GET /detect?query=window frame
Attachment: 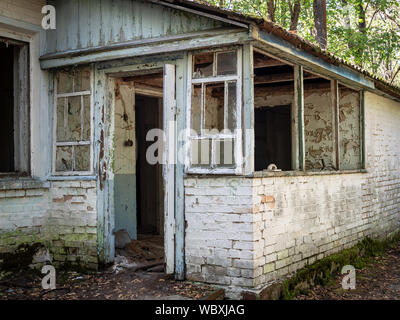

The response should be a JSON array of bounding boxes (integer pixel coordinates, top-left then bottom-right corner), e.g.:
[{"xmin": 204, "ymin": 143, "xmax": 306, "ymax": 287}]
[
  {"xmin": 186, "ymin": 47, "xmax": 243, "ymax": 175},
  {"xmin": 0, "ymin": 37, "xmax": 30, "ymax": 176},
  {"xmin": 52, "ymin": 67, "xmax": 94, "ymax": 176}
]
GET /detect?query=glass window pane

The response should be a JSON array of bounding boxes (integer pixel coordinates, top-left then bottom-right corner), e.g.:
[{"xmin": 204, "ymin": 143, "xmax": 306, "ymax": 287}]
[
  {"xmin": 204, "ymin": 82, "xmax": 224, "ymax": 132},
  {"xmin": 74, "ymin": 67, "xmax": 91, "ymax": 92},
  {"xmin": 56, "ymin": 146, "xmax": 73, "ymax": 172},
  {"xmin": 83, "ymin": 95, "xmax": 91, "ymax": 141},
  {"xmin": 190, "ymin": 139, "xmax": 211, "ymax": 167},
  {"xmin": 191, "ymin": 85, "xmax": 201, "ymax": 135},
  {"xmin": 227, "ymin": 81, "xmax": 237, "ymax": 132},
  {"xmin": 214, "ymin": 139, "xmax": 235, "ymax": 168},
  {"xmin": 75, "ymin": 145, "xmax": 90, "ymax": 171},
  {"xmin": 56, "ymin": 70, "xmax": 73, "ymax": 94},
  {"xmin": 56, "ymin": 97, "xmax": 66, "ymax": 142},
  {"xmin": 193, "ymin": 52, "xmax": 214, "ymax": 79},
  {"xmin": 217, "ymin": 51, "xmax": 237, "ymax": 76},
  {"xmin": 66, "ymin": 96, "xmax": 82, "ymax": 142},
  {"xmin": 339, "ymin": 86, "xmax": 361, "ymax": 170}
]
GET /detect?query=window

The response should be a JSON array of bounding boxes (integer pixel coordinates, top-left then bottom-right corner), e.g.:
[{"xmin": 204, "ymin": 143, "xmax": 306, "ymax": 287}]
[
  {"xmin": 0, "ymin": 38, "xmax": 29, "ymax": 175},
  {"xmin": 252, "ymin": 49, "xmax": 364, "ymax": 173},
  {"xmin": 338, "ymin": 84, "xmax": 362, "ymax": 170},
  {"xmin": 53, "ymin": 66, "xmax": 93, "ymax": 175},
  {"xmin": 304, "ymin": 73, "xmax": 334, "ymax": 171},
  {"xmin": 253, "ymin": 50, "xmax": 295, "ymax": 171},
  {"xmin": 187, "ymin": 48, "xmax": 242, "ymax": 174}
]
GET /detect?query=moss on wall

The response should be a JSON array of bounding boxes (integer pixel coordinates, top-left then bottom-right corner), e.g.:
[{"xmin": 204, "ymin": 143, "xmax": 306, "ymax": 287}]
[{"xmin": 280, "ymin": 232, "xmax": 400, "ymax": 300}]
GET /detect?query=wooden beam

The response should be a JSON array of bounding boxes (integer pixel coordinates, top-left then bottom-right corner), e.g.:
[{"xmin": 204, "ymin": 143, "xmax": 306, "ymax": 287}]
[
  {"xmin": 294, "ymin": 65, "xmax": 305, "ymax": 171},
  {"xmin": 254, "ymin": 56, "xmax": 286, "ymax": 69},
  {"xmin": 254, "ymin": 72, "xmax": 318, "ymax": 84},
  {"xmin": 331, "ymin": 80, "xmax": 340, "ymax": 170}
]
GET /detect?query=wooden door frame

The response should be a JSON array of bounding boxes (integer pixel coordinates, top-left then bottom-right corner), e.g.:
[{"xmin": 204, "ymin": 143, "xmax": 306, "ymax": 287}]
[{"xmin": 97, "ymin": 60, "xmax": 181, "ymax": 276}]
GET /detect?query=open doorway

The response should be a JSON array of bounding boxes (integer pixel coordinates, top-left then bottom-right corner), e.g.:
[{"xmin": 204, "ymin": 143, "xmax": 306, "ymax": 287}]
[
  {"xmin": 253, "ymin": 50, "xmax": 294, "ymax": 172},
  {"xmin": 113, "ymin": 72, "xmax": 165, "ymax": 272}
]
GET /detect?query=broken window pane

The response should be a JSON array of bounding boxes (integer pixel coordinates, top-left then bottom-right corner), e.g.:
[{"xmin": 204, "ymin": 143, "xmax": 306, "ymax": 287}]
[
  {"xmin": 304, "ymin": 77, "xmax": 334, "ymax": 171},
  {"xmin": 66, "ymin": 96, "xmax": 82, "ymax": 141},
  {"xmin": 204, "ymin": 82, "xmax": 224, "ymax": 132},
  {"xmin": 56, "ymin": 146, "xmax": 73, "ymax": 172},
  {"xmin": 339, "ymin": 86, "xmax": 361, "ymax": 170},
  {"xmin": 191, "ymin": 84, "xmax": 202, "ymax": 135},
  {"xmin": 56, "ymin": 70, "xmax": 73, "ymax": 94},
  {"xmin": 74, "ymin": 67, "xmax": 91, "ymax": 92},
  {"xmin": 56, "ymin": 97, "xmax": 66, "ymax": 142},
  {"xmin": 190, "ymin": 139, "xmax": 211, "ymax": 167},
  {"xmin": 217, "ymin": 51, "xmax": 237, "ymax": 76},
  {"xmin": 214, "ymin": 139, "xmax": 235, "ymax": 167},
  {"xmin": 83, "ymin": 95, "xmax": 91, "ymax": 141},
  {"xmin": 227, "ymin": 81, "xmax": 237, "ymax": 131},
  {"xmin": 75, "ymin": 145, "xmax": 90, "ymax": 171},
  {"xmin": 193, "ymin": 52, "xmax": 213, "ymax": 79}
]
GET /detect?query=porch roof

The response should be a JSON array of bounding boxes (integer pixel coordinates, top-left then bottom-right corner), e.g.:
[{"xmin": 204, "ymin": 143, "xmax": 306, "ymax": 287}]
[{"xmin": 152, "ymin": 0, "xmax": 400, "ymax": 100}]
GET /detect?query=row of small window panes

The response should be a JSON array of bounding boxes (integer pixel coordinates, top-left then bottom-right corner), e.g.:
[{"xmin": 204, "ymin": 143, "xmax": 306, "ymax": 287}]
[
  {"xmin": 56, "ymin": 95, "xmax": 91, "ymax": 142},
  {"xmin": 55, "ymin": 144, "xmax": 90, "ymax": 172},
  {"xmin": 193, "ymin": 51, "xmax": 237, "ymax": 79},
  {"xmin": 56, "ymin": 67, "xmax": 91, "ymax": 94},
  {"xmin": 191, "ymin": 81, "xmax": 237, "ymax": 135},
  {"xmin": 190, "ymin": 138, "xmax": 236, "ymax": 168}
]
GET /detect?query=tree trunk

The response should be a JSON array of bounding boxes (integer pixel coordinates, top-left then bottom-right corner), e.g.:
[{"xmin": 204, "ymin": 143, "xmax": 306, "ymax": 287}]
[
  {"xmin": 313, "ymin": 0, "xmax": 327, "ymax": 49},
  {"xmin": 289, "ymin": 0, "xmax": 301, "ymax": 32},
  {"xmin": 267, "ymin": 0, "xmax": 276, "ymax": 22}
]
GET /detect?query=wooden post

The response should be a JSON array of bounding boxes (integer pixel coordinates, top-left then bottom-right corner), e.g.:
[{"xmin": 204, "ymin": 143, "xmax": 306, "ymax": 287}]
[
  {"xmin": 331, "ymin": 79, "xmax": 340, "ymax": 170},
  {"xmin": 163, "ymin": 64, "xmax": 176, "ymax": 275},
  {"xmin": 294, "ymin": 65, "xmax": 305, "ymax": 170}
]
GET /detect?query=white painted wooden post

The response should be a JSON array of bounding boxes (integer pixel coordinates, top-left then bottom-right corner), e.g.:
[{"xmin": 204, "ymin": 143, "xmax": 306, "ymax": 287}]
[{"xmin": 163, "ymin": 64, "xmax": 176, "ymax": 275}]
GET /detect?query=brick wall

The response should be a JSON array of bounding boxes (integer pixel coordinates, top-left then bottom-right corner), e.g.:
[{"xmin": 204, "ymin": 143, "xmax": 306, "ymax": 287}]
[
  {"xmin": 184, "ymin": 91, "xmax": 400, "ymax": 296},
  {"xmin": 184, "ymin": 177, "xmax": 257, "ymax": 288},
  {"xmin": 46, "ymin": 181, "xmax": 98, "ymax": 269},
  {"xmin": 0, "ymin": 180, "xmax": 98, "ymax": 269},
  {"xmin": 0, "ymin": 181, "xmax": 49, "ymax": 258}
]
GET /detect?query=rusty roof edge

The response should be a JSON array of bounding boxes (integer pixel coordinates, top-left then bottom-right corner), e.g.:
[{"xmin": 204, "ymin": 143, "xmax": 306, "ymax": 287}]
[{"xmin": 152, "ymin": 0, "xmax": 400, "ymax": 100}]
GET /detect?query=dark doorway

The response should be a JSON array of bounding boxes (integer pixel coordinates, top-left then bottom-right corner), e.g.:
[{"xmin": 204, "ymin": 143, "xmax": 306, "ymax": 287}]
[
  {"xmin": 136, "ymin": 94, "xmax": 163, "ymax": 235},
  {"xmin": 255, "ymin": 105, "xmax": 292, "ymax": 171},
  {"xmin": 0, "ymin": 43, "xmax": 15, "ymax": 172}
]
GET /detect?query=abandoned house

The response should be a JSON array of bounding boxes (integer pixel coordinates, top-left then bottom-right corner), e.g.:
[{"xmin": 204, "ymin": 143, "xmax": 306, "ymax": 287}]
[{"xmin": 1, "ymin": 0, "xmax": 400, "ymax": 298}]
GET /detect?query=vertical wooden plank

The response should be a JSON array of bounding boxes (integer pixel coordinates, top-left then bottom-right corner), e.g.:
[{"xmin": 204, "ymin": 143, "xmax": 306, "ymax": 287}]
[
  {"xmin": 242, "ymin": 44, "xmax": 254, "ymax": 175},
  {"xmin": 295, "ymin": 65, "xmax": 305, "ymax": 171},
  {"xmin": 163, "ymin": 64, "xmax": 176, "ymax": 275},
  {"xmin": 175, "ymin": 57, "xmax": 186, "ymax": 280},
  {"xmin": 331, "ymin": 80, "xmax": 340, "ymax": 170},
  {"xmin": 94, "ymin": 67, "xmax": 115, "ymax": 264},
  {"xmin": 361, "ymin": 90, "xmax": 366, "ymax": 169},
  {"xmin": 292, "ymin": 66, "xmax": 299, "ymax": 171}
]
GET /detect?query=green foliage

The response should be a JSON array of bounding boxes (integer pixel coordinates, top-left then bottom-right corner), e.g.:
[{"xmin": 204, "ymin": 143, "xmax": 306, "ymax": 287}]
[
  {"xmin": 203, "ymin": 0, "xmax": 400, "ymax": 86},
  {"xmin": 281, "ymin": 232, "xmax": 400, "ymax": 300}
]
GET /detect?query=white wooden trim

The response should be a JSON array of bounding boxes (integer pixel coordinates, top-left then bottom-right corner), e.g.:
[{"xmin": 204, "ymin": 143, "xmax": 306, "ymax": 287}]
[
  {"xmin": 56, "ymin": 141, "xmax": 91, "ymax": 146},
  {"xmin": 56, "ymin": 91, "xmax": 91, "ymax": 98},
  {"xmin": 186, "ymin": 47, "xmax": 243, "ymax": 175},
  {"xmin": 163, "ymin": 64, "xmax": 176, "ymax": 275},
  {"xmin": 52, "ymin": 67, "xmax": 94, "ymax": 176},
  {"xmin": 192, "ymin": 75, "xmax": 239, "ymax": 84}
]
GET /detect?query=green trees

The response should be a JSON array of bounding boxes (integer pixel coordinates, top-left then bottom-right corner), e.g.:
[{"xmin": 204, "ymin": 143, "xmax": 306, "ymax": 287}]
[{"xmin": 206, "ymin": 0, "xmax": 400, "ymax": 85}]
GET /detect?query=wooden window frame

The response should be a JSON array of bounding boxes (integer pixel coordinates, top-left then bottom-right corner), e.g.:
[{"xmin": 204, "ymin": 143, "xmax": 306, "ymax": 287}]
[
  {"xmin": 186, "ymin": 47, "xmax": 243, "ymax": 175},
  {"xmin": 301, "ymin": 68, "xmax": 363, "ymax": 172},
  {"xmin": 52, "ymin": 67, "xmax": 94, "ymax": 176},
  {"xmin": 0, "ymin": 37, "xmax": 30, "ymax": 176}
]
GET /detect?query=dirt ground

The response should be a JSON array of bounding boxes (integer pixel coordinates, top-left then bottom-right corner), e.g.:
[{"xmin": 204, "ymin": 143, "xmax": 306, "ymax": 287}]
[
  {"xmin": 296, "ymin": 245, "xmax": 400, "ymax": 300},
  {"xmin": 0, "ymin": 267, "xmax": 215, "ymax": 300}
]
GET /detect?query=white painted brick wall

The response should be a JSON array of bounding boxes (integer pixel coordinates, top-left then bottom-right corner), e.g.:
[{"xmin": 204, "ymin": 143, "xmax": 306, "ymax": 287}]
[
  {"xmin": 185, "ymin": 91, "xmax": 400, "ymax": 293},
  {"xmin": 0, "ymin": 180, "xmax": 98, "ymax": 269}
]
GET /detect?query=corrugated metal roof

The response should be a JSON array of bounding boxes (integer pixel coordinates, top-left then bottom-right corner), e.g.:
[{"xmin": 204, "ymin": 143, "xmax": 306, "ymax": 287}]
[{"xmin": 152, "ymin": 0, "xmax": 400, "ymax": 99}]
